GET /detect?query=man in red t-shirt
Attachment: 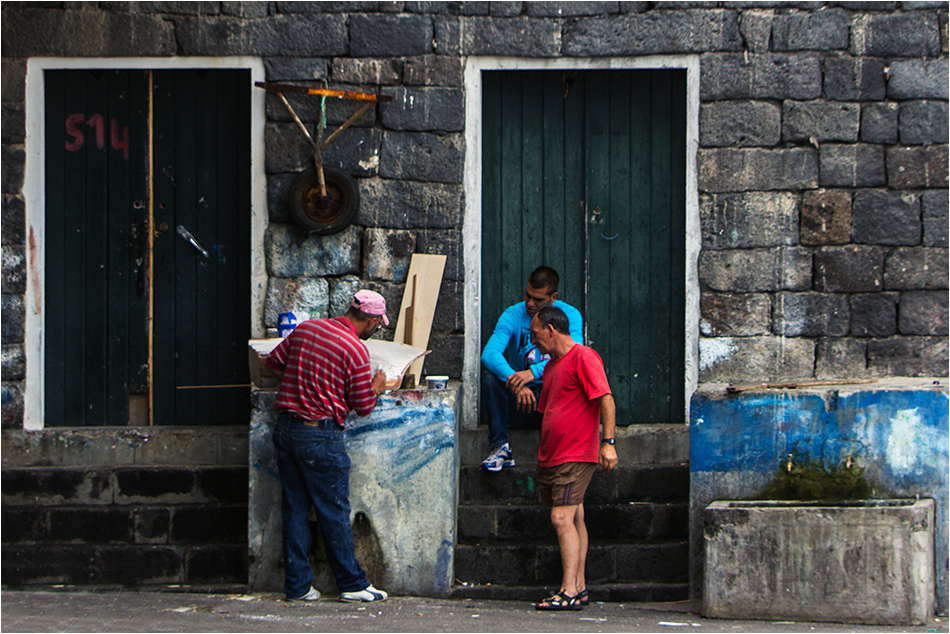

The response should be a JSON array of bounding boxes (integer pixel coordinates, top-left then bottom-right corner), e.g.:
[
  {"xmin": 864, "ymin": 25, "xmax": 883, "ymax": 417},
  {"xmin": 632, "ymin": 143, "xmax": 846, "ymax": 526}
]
[
  {"xmin": 530, "ymin": 306, "xmax": 618, "ymax": 611},
  {"xmin": 266, "ymin": 290, "xmax": 390, "ymax": 604}
]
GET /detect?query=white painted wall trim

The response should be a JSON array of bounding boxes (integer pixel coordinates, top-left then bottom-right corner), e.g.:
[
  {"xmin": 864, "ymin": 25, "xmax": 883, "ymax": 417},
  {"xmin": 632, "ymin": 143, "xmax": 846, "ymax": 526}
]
[
  {"xmin": 23, "ymin": 57, "xmax": 267, "ymax": 430},
  {"xmin": 462, "ymin": 55, "xmax": 701, "ymax": 430}
]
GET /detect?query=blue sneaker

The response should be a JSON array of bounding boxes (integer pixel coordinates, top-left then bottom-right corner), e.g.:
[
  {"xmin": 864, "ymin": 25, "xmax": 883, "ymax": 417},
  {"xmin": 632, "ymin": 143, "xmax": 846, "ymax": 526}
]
[{"xmin": 481, "ymin": 443, "xmax": 515, "ymax": 472}]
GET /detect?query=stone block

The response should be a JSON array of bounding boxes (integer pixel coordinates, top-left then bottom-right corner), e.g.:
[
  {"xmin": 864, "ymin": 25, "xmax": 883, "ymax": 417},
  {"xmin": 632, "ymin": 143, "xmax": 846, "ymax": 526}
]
[
  {"xmin": 2, "ymin": 344, "xmax": 25, "ymax": 381},
  {"xmin": 134, "ymin": 508, "xmax": 171, "ymax": 544},
  {"xmin": 885, "ymin": 247, "xmax": 949, "ymax": 290},
  {"xmin": 264, "ymin": 276, "xmax": 330, "ymax": 326},
  {"xmin": 1, "ymin": 9, "xmax": 176, "ymax": 57},
  {"xmin": 851, "ymin": 293, "xmax": 899, "ymax": 337},
  {"xmin": 328, "ymin": 276, "xmax": 363, "ymax": 317},
  {"xmin": 564, "ymin": 10, "xmax": 742, "ymax": 56},
  {"xmin": 2, "ymin": 102, "xmax": 25, "ymax": 145},
  {"xmin": 923, "ymin": 191, "xmax": 949, "ymax": 248},
  {"xmin": 266, "ymin": 173, "xmax": 296, "ymax": 225},
  {"xmin": 853, "ymin": 190, "xmax": 921, "ymax": 246},
  {"xmin": 422, "ymin": 331, "xmax": 464, "ymax": 378},
  {"xmin": 1, "ymin": 293, "xmax": 24, "ymax": 345},
  {"xmin": 700, "ymin": 192, "xmax": 798, "ymax": 249},
  {"xmin": 704, "ymin": 500, "xmax": 935, "ymax": 625},
  {"xmin": 2, "ymin": 507, "xmax": 48, "ymax": 542},
  {"xmin": 860, "ymin": 102, "xmax": 899, "ymax": 144},
  {"xmin": 888, "ymin": 59, "xmax": 950, "ymax": 100},
  {"xmin": 525, "ymin": 2, "xmax": 618, "ymax": 17},
  {"xmin": 2, "ymin": 145, "xmax": 24, "ymax": 195},
  {"xmin": 264, "ymin": 57, "xmax": 329, "ymax": 81},
  {"xmin": 93, "ymin": 545, "xmax": 183, "ymax": 585},
  {"xmin": 1, "ymin": 382, "xmax": 23, "ymax": 429},
  {"xmin": 700, "ymin": 53, "xmax": 822, "ymax": 101},
  {"xmin": 175, "ymin": 16, "xmax": 279, "ymax": 56},
  {"xmin": 700, "ymin": 247, "xmax": 812, "ymax": 292},
  {"xmin": 2, "ymin": 245, "xmax": 25, "ymax": 294},
  {"xmin": 900, "ymin": 291, "xmax": 949, "ymax": 336},
  {"xmin": 772, "ymin": 8, "xmax": 849, "ymax": 51},
  {"xmin": 699, "ymin": 148, "xmax": 818, "ymax": 193},
  {"xmin": 115, "ymin": 468, "xmax": 195, "ymax": 504},
  {"xmin": 458, "ymin": 16, "xmax": 561, "ymax": 56},
  {"xmin": 899, "ymin": 100, "xmax": 949, "ymax": 145},
  {"xmin": 48, "ymin": 508, "xmax": 133, "ymax": 543},
  {"xmin": 699, "ymin": 101, "xmax": 780, "ymax": 147},
  {"xmin": 171, "ymin": 506, "xmax": 247, "ymax": 544},
  {"xmin": 773, "ymin": 292, "xmax": 850, "ymax": 337},
  {"xmin": 698, "ymin": 336, "xmax": 815, "ymax": 383},
  {"xmin": 819, "ymin": 143, "xmax": 886, "ymax": 188},
  {"xmin": 186, "ymin": 545, "xmax": 248, "ymax": 584},
  {"xmin": 814, "ymin": 245, "xmax": 884, "ymax": 292},
  {"xmin": 700, "ymin": 292, "xmax": 771, "ymax": 337},
  {"xmin": 2, "ymin": 58, "xmax": 26, "ymax": 103},
  {"xmin": 2, "ymin": 544, "xmax": 98, "ymax": 584},
  {"xmin": 331, "ymin": 58, "xmax": 401, "ymax": 85},
  {"xmin": 824, "ymin": 55, "xmax": 886, "ymax": 101},
  {"xmin": 782, "ymin": 100, "xmax": 860, "ymax": 143},
  {"xmin": 363, "ymin": 228, "xmax": 416, "ymax": 282},
  {"xmin": 264, "ymin": 122, "xmax": 314, "ymax": 174},
  {"xmin": 402, "ymin": 55, "xmax": 464, "ymax": 86},
  {"xmin": 276, "ymin": 14, "xmax": 348, "ymax": 56},
  {"xmin": 887, "ymin": 145, "xmax": 949, "ymax": 189},
  {"xmin": 433, "ymin": 16, "xmax": 463, "ymax": 56},
  {"xmin": 739, "ymin": 10, "xmax": 774, "ymax": 54},
  {"xmin": 2, "ymin": 468, "xmax": 113, "ymax": 506},
  {"xmin": 2, "ymin": 195, "xmax": 26, "ymax": 246},
  {"xmin": 431, "ymin": 278, "xmax": 464, "ymax": 333},
  {"xmin": 868, "ymin": 336, "xmax": 948, "ymax": 376},
  {"xmin": 379, "ymin": 132, "xmax": 464, "ymax": 184},
  {"xmin": 801, "ymin": 189, "xmax": 852, "ymax": 245},
  {"xmin": 323, "ymin": 128, "xmax": 383, "ymax": 178},
  {"xmin": 221, "ymin": 1, "xmax": 270, "ymax": 17},
  {"xmin": 265, "ymin": 224, "xmax": 362, "ymax": 277},
  {"xmin": 358, "ymin": 178, "xmax": 461, "ymax": 230},
  {"xmin": 815, "ymin": 337, "xmax": 872, "ymax": 379},
  {"xmin": 851, "ymin": 12, "xmax": 942, "ymax": 57},
  {"xmin": 416, "ymin": 229, "xmax": 463, "ymax": 281},
  {"xmin": 380, "ymin": 87, "xmax": 464, "ymax": 132},
  {"xmin": 350, "ymin": 14, "xmax": 433, "ymax": 57}
]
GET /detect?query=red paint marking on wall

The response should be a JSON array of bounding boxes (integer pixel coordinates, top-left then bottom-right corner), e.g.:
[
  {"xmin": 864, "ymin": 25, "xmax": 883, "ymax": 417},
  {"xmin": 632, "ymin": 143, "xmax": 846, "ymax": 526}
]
[
  {"xmin": 64, "ymin": 113, "xmax": 130, "ymax": 159},
  {"xmin": 28, "ymin": 227, "xmax": 41, "ymax": 315}
]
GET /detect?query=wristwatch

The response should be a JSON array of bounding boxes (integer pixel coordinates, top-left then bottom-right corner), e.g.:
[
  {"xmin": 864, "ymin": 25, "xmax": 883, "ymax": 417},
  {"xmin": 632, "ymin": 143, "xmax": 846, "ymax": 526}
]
[{"xmin": 601, "ymin": 438, "xmax": 615, "ymax": 445}]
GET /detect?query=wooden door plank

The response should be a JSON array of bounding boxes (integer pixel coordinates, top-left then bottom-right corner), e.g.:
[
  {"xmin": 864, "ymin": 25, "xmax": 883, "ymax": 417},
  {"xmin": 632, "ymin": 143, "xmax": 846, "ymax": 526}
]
[{"xmin": 394, "ymin": 254, "xmax": 446, "ymax": 382}]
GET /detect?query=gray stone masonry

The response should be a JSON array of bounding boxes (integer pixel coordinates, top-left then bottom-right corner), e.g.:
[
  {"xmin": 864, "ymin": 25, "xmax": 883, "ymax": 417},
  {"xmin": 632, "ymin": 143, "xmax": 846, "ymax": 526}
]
[{"xmin": 1, "ymin": 2, "xmax": 948, "ymax": 430}]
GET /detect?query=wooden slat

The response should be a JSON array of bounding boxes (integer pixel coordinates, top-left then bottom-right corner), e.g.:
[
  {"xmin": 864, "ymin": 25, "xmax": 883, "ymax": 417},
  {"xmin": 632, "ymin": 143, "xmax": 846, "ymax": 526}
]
[{"xmin": 394, "ymin": 254, "xmax": 447, "ymax": 382}]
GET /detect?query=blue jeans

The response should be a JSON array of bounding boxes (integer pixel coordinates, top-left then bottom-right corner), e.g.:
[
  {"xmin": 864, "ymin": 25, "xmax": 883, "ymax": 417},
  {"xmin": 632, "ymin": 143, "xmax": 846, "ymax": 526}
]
[
  {"xmin": 481, "ymin": 371, "xmax": 543, "ymax": 448},
  {"xmin": 273, "ymin": 412, "xmax": 369, "ymax": 598}
]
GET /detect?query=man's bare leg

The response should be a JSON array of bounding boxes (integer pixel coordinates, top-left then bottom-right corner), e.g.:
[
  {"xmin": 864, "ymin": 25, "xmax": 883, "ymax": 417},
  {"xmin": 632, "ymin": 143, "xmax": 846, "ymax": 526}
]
[
  {"xmin": 550, "ymin": 504, "xmax": 581, "ymax": 596},
  {"xmin": 574, "ymin": 503, "xmax": 588, "ymax": 595}
]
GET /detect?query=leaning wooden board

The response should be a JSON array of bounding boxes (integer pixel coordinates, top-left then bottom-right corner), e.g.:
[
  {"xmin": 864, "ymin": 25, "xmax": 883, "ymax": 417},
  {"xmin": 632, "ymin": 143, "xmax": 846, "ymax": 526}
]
[{"xmin": 394, "ymin": 254, "xmax": 446, "ymax": 385}]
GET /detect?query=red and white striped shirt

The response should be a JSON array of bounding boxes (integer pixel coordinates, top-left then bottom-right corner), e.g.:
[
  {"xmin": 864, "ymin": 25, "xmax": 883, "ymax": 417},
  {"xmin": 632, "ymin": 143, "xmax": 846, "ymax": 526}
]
[{"xmin": 266, "ymin": 316, "xmax": 378, "ymax": 427}]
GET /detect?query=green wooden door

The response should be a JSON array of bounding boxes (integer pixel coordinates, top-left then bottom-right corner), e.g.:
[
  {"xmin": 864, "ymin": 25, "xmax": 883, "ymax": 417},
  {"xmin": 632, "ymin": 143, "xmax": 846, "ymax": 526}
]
[
  {"xmin": 44, "ymin": 69, "xmax": 251, "ymax": 426},
  {"xmin": 481, "ymin": 69, "xmax": 686, "ymax": 425}
]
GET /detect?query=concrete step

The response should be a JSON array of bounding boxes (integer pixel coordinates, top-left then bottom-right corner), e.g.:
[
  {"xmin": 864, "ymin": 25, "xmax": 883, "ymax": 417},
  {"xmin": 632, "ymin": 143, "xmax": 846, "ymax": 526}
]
[
  {"xmin": 459, "ymin": 464, "xmax": 689, "ymax": 504},
  {"xmin": 450, "ymin": 581, "xmax": 690, "ymax": 603},
  {"xmin": 453, "ymin": 541, "xmax": 689, "ymax": 587},
  {"xmin": 460, "ymin": 424, "xmax": 689, "ymax": 468},
  {"xmin": 458, "ymin": 501, "xmax": 689, "ymax": 543}
]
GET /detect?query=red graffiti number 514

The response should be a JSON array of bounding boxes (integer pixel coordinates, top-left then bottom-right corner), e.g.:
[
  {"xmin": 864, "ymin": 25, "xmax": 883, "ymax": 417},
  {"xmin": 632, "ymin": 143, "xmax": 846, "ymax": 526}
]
[{"xmin": 65, "ymin": 113, "xmax": 130, "ymax": 160}]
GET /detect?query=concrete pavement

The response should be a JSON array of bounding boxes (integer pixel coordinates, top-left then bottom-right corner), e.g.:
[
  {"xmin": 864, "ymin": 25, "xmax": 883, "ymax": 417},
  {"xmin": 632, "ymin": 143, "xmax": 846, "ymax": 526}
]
[{"xmin": 1, "ymin": 589, "xmax": 945, "ymax": 633}]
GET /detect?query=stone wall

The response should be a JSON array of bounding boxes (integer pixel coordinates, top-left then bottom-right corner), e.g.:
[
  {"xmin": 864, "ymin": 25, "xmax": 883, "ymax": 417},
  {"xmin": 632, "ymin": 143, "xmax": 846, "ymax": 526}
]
[{"xmin": 2, "ymin": 2, "xmax": 948, "ymax": 431}]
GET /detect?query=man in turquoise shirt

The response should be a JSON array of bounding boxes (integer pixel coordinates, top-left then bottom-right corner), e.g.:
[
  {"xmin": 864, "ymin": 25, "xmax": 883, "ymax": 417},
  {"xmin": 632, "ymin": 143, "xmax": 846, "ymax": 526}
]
[{"xmin": 480, "ymin": 266, "xmax": 584, "ymax": 471}]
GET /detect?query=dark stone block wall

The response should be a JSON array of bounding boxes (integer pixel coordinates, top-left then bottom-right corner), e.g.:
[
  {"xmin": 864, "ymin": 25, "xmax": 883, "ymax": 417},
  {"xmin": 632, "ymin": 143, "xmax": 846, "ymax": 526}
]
[{"xmin": 1, "ymin": 428, "xmax": 249, "ymax": 588}]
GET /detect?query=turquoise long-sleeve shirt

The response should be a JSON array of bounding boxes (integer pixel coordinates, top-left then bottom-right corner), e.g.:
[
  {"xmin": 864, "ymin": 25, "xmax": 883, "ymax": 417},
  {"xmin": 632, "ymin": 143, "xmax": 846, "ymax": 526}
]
[{"xmin": 481, "ymin": 300, "xmax": 584, "ymax": 383}]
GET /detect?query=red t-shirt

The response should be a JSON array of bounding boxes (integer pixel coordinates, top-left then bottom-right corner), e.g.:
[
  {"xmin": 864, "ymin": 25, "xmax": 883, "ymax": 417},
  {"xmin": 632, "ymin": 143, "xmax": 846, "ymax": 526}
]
[
  {"xmin": 266, "ymin": 317, "xmax": 378, "ymax": 427},
  {"xmin": 537, "ymin": 344, "xmax": 611, "ymax": 468}
]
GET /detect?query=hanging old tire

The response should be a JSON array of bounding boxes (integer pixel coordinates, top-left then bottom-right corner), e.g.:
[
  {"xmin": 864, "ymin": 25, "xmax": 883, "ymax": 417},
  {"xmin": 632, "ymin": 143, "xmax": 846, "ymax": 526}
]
[{"xmin": 288, "ymin": 165, "xmax": 360, "ymax": 235}]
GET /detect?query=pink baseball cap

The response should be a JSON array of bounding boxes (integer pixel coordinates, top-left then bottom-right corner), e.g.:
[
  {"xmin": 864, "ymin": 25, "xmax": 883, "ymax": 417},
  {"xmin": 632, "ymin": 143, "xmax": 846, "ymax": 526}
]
[{"xmin": 352, "ymin": 290, "xmax": 389, "ymax": 325}]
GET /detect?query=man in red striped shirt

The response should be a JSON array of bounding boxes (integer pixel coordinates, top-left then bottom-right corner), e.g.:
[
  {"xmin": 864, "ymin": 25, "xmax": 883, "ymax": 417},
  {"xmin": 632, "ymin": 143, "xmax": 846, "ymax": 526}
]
[{"xmin": 266, "ymin": 290, "xmax": 390, "ymax": 603}]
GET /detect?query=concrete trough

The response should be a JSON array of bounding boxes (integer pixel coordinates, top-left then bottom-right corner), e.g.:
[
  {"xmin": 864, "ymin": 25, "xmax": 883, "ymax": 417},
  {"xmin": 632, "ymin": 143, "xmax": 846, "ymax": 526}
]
[{"xmin": 703, "ymin": 498, "xmax": 935, "ymax": 625}]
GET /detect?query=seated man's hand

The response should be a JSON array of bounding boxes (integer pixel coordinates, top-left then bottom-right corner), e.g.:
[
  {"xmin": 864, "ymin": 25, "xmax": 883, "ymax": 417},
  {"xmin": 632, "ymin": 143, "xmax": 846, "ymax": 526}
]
[
  {"xmin": 514, "ymin": 385, "xmax": 537, "ymax": 413},
  {"xmin": 506, "ymin": 369, "xmax": 535, "ymax": 394}
]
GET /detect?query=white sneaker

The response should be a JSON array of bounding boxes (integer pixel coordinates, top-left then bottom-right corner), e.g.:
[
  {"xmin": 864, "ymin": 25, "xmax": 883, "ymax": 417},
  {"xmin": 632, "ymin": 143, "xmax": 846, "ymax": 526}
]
[
  {"xmin": 339, "ymin": 584, "xmax": 388, "ymax": 602},
  {"xmin": 289, "ymin": 586, "xmax": 321, "ymax": 601},
  {"xmin": 481, "ymin": 443, "xmax": 515, "ymax": 472}
]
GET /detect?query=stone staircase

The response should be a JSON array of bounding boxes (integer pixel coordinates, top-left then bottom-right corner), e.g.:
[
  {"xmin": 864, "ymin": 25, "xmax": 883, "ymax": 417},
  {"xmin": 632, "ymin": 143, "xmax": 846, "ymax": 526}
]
[{"xmin": 452, "ymin": 425, "xmax": 691, "ymax": 602}]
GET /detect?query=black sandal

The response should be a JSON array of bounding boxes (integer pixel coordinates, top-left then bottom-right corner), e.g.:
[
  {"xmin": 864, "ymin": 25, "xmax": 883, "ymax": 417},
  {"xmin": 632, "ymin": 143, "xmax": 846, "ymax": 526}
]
[
  {"xmin": 577, "ymin": 588, "xmax": 590, "ymax": 606},
  {"xmin": 535, "ymin": 590, "xmax": 583, "ymax": 611}
]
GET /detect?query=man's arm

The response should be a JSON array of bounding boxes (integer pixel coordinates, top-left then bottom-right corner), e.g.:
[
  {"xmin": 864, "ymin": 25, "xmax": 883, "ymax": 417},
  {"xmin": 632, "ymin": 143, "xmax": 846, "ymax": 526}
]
[
  {"xmin": 480, "ymin": 306, "xmax": 520, "ymax": 381},
  {"xmin": 597, "ymin": 393, "xmax": 618, "ymax": 472}
]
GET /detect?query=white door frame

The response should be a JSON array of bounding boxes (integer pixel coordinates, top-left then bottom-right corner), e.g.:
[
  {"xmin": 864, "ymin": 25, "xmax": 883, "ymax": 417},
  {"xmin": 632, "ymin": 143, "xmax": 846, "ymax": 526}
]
[
  {"xmin": 461, "ymin": 55, "xmax": 701, "ymax": 429},
  {"xmin": 23, "ymin": 57, "xmax": 267, "ymax": 430}
]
